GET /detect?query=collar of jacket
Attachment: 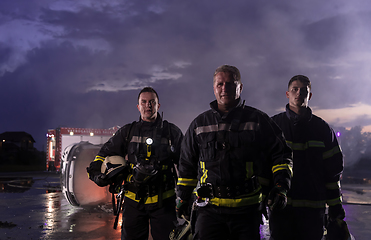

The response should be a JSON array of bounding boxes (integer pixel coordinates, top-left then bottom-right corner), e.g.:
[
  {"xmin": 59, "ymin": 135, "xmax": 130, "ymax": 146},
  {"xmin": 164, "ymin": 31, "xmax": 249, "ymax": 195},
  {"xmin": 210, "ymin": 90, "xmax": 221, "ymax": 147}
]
[
  {"xmin": 138, "ymin": 112, "xmax": 163, "ymax": 129},
  {"xmin": 285, "ymin": 104, "xmax": 312, "ymax": 125},
  {"xmin": 210, "ymin": 98, "xmax": 244, "ymax": 119}
]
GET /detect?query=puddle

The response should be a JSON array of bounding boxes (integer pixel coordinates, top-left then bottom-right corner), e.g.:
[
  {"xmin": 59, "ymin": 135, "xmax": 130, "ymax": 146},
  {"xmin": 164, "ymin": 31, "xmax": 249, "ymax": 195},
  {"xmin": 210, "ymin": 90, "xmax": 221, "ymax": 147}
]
[{"xmin": 0, "ymin": 176, "xmax": 61, "ymax": 193}]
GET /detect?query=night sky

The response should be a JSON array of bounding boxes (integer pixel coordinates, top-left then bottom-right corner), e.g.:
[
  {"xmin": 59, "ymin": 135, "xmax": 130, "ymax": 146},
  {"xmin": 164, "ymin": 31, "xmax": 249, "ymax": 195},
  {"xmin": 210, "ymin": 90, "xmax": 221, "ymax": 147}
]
[{"xmin": 1, "ymin": 0, "xmax": 371, "ymax": 151}]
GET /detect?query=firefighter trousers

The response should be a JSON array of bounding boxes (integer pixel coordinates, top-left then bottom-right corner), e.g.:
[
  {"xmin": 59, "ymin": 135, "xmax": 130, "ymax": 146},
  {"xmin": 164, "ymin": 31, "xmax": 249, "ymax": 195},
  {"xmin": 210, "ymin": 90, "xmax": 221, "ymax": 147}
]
[
  {"xmin": 269, "ymin": 206, "xmax": 325, "ymax": 240},
  {"xmin": 121, "ymin": 197, "xmax": 177, "ymax": 240},
  {"xmin": 193, "ymin": 204, "xmax": 261, "ymax": 240}
]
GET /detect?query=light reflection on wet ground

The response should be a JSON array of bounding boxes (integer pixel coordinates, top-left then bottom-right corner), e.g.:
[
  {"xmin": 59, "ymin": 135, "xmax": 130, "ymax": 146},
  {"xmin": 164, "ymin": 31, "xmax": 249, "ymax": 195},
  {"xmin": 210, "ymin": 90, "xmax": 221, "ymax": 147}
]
[
  {"xmin": 0, "ymin": 171, "xmax": 121, "ymax": 240},
  {"xmin": 1, "ymin": 171, "xmax": 371, "ymax": 240}
]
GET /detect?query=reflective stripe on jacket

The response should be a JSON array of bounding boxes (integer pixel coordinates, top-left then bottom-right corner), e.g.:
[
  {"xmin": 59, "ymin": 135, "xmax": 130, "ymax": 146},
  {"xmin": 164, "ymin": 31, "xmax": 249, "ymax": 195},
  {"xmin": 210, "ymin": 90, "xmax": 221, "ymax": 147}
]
[
  {"xmin": 272, "ymin": 105, "xmax": 344, "ymax": 209},
  {"xmin": 178, "ymin": 99, "xmax": 293, "ymax": 207},
  {"xmin": 94, "ymin": 114, "xmax": 183, "ymax": 208}
]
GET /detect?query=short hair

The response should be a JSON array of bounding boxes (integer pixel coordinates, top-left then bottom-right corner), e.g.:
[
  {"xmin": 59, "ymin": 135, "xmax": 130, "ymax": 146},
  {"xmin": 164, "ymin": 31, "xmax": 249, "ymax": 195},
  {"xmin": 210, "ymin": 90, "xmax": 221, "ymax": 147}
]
[
  {"xmin": 288, "ymin": 75, "xmax": 311, "ymax": 90},
  {"xmin": 137, "ymin": 87, "xmax": 159, "ymax": 102},
  {"xmin": 213, "ymin": 65, "xmax": 241, "ymax": 84}
]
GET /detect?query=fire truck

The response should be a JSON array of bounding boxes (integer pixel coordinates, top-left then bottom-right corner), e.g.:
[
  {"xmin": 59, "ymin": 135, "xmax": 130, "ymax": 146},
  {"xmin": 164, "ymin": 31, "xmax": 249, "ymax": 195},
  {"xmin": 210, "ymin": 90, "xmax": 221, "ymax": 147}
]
[{"xmin": 46, "ymin": 127, "xmax": 119, "ymax": 172}]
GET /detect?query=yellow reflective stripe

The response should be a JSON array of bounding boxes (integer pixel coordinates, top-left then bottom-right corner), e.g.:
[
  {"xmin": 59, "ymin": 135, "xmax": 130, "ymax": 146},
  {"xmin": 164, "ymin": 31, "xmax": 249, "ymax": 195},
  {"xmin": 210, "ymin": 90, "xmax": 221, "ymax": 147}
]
[
  {"xmin": 200, "ymin": 161, "xmax": 208, "ymax": 184},
  {"xmin": 125, "ymin": 189, "xmax": 175, "ymax": 204},
  {"xmin": 286, "ymin": 140, "xmax": 325, "ymax": 150},
  {"xmin": 194, "ymin": 122, "xmax": 260, "ymax": 135},
  {"xmin": 287, "ymin": 198, "xmax": 326, "ymax": 208},
  {"xmin": 325, "ymin": 181, "xmax": 340, "ymax": 190},
  {"xmin": 257, "ymin": 176, "xmax": 270, "ymax": 187},
  {"xmin": 323, "ymin": 145, "xmax": 341, "ymax": 159},
  {"xmin": 126, "ymin": 174, "xmax": 133, "ymax": 182},
  {"xmin": 245, "ymin": 162, "xmax": 254, "ymax": 179},
  {"xmin": 208, "ymin": 192, "xmax": 262, "ymax": 207},
  {"xmin": 177, "ymin": 178, "xmax": 198, "ymax": 187},
  {"xmin": 272, "ymin": 164, "xmax": 292, "ymax": 175},
  {"xmin": 309, "ymin": 141, "xmax": 325, "ymax": 148},
  {"xmin": 327, "ymin": 196, "xmax": 343, "ymax": 206},
  {"xmin": 94, "ymin": 155, "xmax": 105, "ymax": 162}
]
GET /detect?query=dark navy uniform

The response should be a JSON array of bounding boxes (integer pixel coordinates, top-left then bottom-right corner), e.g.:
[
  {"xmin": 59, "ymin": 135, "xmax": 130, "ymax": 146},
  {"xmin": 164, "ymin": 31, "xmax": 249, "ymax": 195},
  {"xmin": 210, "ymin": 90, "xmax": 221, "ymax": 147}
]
[
  {"xmin": 269, "ymin": 104, "xmax": 344, "ymax": 240},
  {"xmin": 177, "ymin": 99, "xmax": 293, "ymax": 240},
  {"xmin": 89, "ymin": 113, "xmax": 183, "ymax": 240}
]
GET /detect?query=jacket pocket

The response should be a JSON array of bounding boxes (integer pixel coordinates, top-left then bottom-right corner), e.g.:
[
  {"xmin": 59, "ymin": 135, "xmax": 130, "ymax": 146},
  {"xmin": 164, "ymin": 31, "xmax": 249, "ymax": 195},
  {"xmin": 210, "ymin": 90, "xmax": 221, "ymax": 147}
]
[
  {"xmin": 198, "ymin": 133, "xmax": 216, "ymax": 161},
  {"xmin": 230, "ymin": 130, "xmax": 257, "ymax": 160}
]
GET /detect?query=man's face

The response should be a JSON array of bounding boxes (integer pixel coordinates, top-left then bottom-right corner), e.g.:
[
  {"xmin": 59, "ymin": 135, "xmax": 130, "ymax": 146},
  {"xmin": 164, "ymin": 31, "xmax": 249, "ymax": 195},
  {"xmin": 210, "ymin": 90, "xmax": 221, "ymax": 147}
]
[
  {"xmin": 213, "ymin": 72, "xmax": 242, "ymax": 110},
  {"xmin": 137, "ymin": 92, "xmax": 160, "ymax": 122},
  {"xmin": 286, "ymin": 80, "xmax": 312, "ymax": 109}
]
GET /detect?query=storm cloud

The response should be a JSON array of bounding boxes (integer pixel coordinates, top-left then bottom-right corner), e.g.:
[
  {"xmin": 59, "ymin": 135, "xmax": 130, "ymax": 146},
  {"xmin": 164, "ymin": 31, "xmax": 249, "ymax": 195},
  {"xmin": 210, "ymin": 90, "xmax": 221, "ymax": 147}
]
[{"xmin": 1, "ymin": 0, "xmax": 371, "ymax": 150}]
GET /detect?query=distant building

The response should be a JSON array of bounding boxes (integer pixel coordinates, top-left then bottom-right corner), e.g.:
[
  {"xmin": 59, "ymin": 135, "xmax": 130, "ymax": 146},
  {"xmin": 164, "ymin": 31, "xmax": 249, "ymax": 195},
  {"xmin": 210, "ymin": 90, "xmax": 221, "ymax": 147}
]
[{"xmin": 0, "ymin": 131, "xmax": 36, "ymax": 152}]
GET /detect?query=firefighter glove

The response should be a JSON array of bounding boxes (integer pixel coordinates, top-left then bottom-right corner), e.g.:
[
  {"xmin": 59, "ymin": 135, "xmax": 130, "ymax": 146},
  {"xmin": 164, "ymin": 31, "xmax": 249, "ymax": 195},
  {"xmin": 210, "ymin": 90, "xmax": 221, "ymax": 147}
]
[
  {"xmin": 267, "ymin": 184, "xmax": 287, "ymax": 211},
  {"xmin": 328, "ymin": 204, "xmax": 345, "ymax": 221},
  {"xmin": 176, "ymin": 199, "xmax": 190, "ymax": 220},
  {"xmin": 93, "ymin": 173, "xmax": 110, "ymax": 187},
  {"xmin": 326, "ymin": 218, "xmax": 351, "ymax": 240}
]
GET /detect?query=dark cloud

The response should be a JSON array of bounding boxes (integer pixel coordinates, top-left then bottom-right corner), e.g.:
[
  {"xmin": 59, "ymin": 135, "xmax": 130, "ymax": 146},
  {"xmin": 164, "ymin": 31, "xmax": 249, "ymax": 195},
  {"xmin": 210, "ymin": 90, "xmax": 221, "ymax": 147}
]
[
  {"xmin": 0, "ymin": 43, "xmax": 12, "ymax": 64},
  {"xmin": 1, "ymin": 0, "xmax": 371, "ymax": 150}
]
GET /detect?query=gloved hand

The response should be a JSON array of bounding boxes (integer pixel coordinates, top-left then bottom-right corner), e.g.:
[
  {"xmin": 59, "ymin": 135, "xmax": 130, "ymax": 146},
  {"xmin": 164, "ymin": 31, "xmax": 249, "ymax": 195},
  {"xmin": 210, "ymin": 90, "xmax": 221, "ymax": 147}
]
[
  {"xmin": 326, "ymin": 218, "xmax": 351, "ymax": 240},
  {"xmin": 328, "ymin": 204, "xmax": 345, "ymax": 221},
  {"xmin": 93, "ymin": 173, "xmax": 110, "ymax": 187},
  {"xmin": 267, "ymin": 184, "xmax": 287, "ymax": 211},
  {"xmin": 87, "ymin": 165, "xmax": 109, "ymax": 187},
  {"xmin": 176, "ymin": 199, "xmax": 190, "ymax": 220}
]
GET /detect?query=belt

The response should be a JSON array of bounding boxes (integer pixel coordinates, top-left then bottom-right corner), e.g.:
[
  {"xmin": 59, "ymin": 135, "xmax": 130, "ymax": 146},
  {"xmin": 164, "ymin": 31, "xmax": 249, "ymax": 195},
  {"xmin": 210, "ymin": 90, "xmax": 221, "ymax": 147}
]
[
  {"xmin": 198, "ymin": 176, "xmax": 260, "ymax": 199},
  {"xmin": 126, "ymin": 182, "xmax": 174, "ymax": 197}
]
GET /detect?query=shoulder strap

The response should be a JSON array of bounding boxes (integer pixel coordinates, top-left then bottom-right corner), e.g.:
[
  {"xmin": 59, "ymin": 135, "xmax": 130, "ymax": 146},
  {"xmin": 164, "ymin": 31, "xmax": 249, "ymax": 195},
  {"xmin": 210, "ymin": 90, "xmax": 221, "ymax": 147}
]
[
  {"xmin": 164, "ymin": 120, "xmax": 173, "ymax": 146},
  {"xmin": 124, "ymin": 121, "xmax": 136, "ymax": 152}
]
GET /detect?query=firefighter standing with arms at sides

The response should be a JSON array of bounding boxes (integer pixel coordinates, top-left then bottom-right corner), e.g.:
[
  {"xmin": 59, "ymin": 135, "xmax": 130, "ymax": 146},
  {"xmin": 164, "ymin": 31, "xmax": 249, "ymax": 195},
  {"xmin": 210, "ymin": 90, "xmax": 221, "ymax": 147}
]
[
  {"xmin": 176, "ymin": 65, "xmax": 293, "ymax": 240},
  {"xmin": 269, "ymin": 75, "xmax": 347, "ymax": 240},
  {"xmin": 87, "ymin": 87, "xmax": 183, "ymax": 240}
]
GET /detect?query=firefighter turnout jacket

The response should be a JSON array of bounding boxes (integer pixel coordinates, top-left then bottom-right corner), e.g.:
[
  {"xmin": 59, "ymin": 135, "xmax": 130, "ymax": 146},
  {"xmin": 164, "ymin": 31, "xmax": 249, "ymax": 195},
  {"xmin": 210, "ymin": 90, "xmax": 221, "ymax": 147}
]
[
  {"xmin": 91, "ymin": 114, "xmax": 183, "ymax": 209},
  {"xmin": 177, "ymin": 99, "xmax": 293, "ymax": 208},
  {"xmin": 271, "ymin": 104, "xmax": 343, "ymax": 209}
]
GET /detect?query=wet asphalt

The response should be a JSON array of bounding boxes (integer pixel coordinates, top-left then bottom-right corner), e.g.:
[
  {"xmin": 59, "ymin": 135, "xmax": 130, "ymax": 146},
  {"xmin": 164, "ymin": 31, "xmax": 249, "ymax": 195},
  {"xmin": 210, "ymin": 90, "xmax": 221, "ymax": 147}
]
[
  {"xmin": 0, "ymin": 171, "xmax": 371, "ymax": 240},
  {"xmin": 0, "ymin": 171, "xmax": 120, "ymax": 240}
]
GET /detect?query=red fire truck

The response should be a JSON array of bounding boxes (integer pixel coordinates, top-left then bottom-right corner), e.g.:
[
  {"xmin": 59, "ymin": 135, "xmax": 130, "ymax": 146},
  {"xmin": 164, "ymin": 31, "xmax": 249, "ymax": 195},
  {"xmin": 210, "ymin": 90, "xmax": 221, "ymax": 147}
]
[{"xmin": 46, "ymin": 127, "xmax": 119, "ymax": 171}]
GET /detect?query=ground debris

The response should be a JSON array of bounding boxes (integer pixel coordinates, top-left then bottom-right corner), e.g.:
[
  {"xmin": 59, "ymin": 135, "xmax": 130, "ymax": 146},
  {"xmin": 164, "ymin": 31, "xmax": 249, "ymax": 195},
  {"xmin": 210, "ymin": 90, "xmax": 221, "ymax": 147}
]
[{"xmin": 0, "ymin": 221, "xmax": 17, "ymax": 228}]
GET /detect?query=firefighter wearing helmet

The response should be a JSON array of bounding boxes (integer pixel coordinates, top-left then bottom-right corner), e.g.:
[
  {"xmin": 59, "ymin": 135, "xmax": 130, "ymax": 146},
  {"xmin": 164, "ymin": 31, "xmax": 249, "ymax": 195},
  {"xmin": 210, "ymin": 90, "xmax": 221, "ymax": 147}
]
[{"xmin": 87, "ymin": 87, "xmax": 183, "ymax": 240}]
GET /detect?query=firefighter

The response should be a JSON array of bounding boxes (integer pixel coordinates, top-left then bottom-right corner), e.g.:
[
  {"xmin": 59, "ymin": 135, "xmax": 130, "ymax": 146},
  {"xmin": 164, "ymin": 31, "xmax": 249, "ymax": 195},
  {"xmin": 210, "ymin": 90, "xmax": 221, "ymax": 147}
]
[
  {"xmin": 269, "ymin": 75, "xmax": 346, "ymax": 240},
  {"xmin": 176, "ymin": 65, "xmax": 293, "ymax": 240},
  {"xmin": 86, "ymin": 87, "xmax": 183, "ymax": 240}
]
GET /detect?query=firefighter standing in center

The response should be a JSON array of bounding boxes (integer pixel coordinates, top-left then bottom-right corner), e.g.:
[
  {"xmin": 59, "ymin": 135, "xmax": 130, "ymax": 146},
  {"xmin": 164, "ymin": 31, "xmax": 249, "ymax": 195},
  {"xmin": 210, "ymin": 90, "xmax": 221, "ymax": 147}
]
[
  {"xmin": 87, "ymin": 87, "xmax": 183, "ymax": 240},
  {"xmin": 176, "ymin": 65, "xmax": 293, "ymax": 240},
  {"xmin": 269, "ymin": 75, "xmax": 346, "ymax": 240}
]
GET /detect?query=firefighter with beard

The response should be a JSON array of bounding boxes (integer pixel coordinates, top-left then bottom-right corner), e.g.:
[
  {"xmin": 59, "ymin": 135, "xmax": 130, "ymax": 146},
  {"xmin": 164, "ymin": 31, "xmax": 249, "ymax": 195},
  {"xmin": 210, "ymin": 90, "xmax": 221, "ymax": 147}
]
[
  {"xmin": 176, "ymin": 65, "xmax": 293, "ymax": 240},
  {"xmin": 87, "ymin": 87, "xmax": 183, "ymax": 240},
  {"xmin": 269, "ymin": 75, "xmax": 347, "ymax": 240}
]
